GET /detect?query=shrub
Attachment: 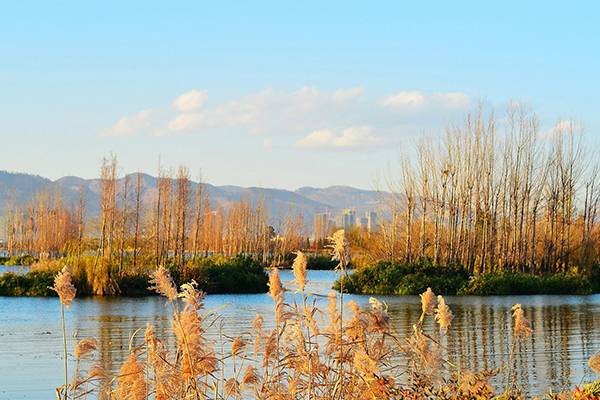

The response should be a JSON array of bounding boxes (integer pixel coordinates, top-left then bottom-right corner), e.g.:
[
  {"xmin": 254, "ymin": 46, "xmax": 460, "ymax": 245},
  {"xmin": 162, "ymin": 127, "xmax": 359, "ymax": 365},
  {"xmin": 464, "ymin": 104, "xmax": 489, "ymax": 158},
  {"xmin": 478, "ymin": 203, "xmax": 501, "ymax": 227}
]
[
  {"xmin": 337, "ymin": 260, "xmax": 596, "ymax": 296},
  {"xmin": 459, "ymin": 272, "xmax": 593, "ymax": 295},
  {"xmin": 307, "ymin": 254, "xmax": 338, "ymax": 270},
  {"xmin": 177, "ymin": 255, "xmax": 268, "ymax": 294},
  {"xmin": 0, "ymin": 270, "xmax": 56, "ymax": 296},
  {"xmin": 1, "ymin": 255, "xmax": 37, "ymax": 266},
  {"xmin": 335, "ymin": 260, "xmax": 470, "ymax": 295}
]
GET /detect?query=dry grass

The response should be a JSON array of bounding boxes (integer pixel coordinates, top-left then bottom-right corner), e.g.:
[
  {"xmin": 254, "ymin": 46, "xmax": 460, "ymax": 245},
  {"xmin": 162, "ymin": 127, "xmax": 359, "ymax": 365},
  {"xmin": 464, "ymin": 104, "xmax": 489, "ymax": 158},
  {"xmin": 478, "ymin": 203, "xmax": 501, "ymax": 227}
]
[{"xmin": 52, "ymin": 238, "xmax": 600, "ymax": 400}]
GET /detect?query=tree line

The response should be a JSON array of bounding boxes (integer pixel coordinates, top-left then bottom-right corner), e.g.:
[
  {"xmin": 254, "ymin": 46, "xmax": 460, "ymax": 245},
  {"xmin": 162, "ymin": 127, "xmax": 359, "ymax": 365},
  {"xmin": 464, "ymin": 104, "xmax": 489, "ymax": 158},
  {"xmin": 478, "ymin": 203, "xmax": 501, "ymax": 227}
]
[
  {"xmin": 3, "ymin": 156, "xmax": 305, "ymax": 293},
  {"xmin": 4, "ymin": 106, "xmax": 600, "ymax": 280},
  {"xmin": 363, "ymin": 106, "xmax": 599, "ymax": 274}
]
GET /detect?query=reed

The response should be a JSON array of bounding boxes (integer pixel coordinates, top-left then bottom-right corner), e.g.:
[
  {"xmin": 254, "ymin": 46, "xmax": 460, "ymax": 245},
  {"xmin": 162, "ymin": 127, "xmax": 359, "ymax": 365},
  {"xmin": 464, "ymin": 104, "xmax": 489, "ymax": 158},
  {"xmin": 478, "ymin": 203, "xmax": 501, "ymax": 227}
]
[{"xmin": 51, "ymin": 242, "xmax": 600, "ymax": 399}]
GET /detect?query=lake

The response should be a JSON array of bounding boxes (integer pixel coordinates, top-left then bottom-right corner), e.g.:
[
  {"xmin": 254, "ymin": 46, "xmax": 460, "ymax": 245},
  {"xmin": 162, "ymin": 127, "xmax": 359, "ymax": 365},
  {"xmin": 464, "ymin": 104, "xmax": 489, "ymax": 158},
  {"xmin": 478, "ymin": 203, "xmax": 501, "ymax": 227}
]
[{"xmin": 1, "ymin": 269, "xmax": 600, "ymax": 398}]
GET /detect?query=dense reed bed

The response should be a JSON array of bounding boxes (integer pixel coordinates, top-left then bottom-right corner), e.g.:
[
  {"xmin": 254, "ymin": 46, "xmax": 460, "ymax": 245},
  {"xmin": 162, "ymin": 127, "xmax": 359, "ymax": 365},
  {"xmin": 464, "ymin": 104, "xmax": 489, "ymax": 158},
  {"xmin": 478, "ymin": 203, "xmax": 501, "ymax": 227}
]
[{"xmin": 50, "ymin": 230, "xmax": 600, "ymax": 399}]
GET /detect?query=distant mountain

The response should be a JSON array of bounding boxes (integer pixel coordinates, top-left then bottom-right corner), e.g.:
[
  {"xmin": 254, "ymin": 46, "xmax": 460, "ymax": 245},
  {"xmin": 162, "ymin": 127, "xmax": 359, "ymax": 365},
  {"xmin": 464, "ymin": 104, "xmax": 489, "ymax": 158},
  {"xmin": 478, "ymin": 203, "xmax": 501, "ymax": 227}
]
[
  {"xmin": 0, "ymin": 170, "xmax": 391, "ymax": 226},
  {"xmin": 296, "ymin": 185, "xmax": 390, "ymax": 217}
]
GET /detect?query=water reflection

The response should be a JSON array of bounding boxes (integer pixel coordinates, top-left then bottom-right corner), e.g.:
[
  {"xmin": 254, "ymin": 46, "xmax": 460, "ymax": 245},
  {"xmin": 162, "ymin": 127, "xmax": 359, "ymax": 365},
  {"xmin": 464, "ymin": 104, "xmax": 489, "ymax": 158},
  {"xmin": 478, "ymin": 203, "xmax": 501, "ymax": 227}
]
[{"xmin": 1, "ymin": 270, "xmax": 600, "ymax": 398}]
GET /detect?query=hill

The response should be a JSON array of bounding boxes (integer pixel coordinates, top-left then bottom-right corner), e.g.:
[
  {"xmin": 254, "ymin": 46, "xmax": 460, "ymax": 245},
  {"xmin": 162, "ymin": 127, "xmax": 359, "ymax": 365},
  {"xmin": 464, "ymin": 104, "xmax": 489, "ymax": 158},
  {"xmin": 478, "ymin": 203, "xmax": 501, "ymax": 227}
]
[{"xmin": 0, "ymin": 170, "xmax": 390, "ymax": 226}]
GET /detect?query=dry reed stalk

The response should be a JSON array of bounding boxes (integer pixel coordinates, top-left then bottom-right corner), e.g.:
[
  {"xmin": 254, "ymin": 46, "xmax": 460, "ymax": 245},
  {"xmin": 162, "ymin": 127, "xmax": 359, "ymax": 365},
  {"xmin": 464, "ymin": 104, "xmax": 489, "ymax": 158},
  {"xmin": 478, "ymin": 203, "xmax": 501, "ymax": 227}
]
[
  {"xmin": 51, "ymin": 266, "xmax": 77, "ymax": 400},
  {"xmin": 327, "ymin": 229, "xmax": 351, "ymax": 399}
]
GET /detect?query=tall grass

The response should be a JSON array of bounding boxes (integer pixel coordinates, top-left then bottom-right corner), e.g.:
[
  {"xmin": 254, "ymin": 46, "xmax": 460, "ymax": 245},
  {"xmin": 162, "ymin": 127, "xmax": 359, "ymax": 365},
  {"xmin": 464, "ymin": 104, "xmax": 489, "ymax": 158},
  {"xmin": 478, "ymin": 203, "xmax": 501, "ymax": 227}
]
[{"xmin": 52, "ymin": 231, "xmax": 600, "ymax": 399}]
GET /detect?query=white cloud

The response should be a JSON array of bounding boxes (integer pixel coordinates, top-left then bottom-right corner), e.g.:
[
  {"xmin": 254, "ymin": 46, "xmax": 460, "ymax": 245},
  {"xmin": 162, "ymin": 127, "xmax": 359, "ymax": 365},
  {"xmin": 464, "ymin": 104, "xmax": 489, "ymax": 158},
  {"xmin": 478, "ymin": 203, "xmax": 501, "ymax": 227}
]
[
  {"xmin": 162, "ymin": 86, "xmax": 367, "ymax": 136},
  {"xmin": 431, "ymin": 92, "xmax": 470, "ymax": 108},
  {"xmin": 295, "ymin": 127, "xmax": 382, "ymax": 149},
  {"xmin": 382, "ymin": 91, "xmax": 426, "ymax": 107},
  {"xmin": 102, "ymin": 109, "xmax": 152, "ymax": 137},
  {"xmin": 102, "ymin": 87, "xmax": 472, "ymax": 148},
  {"xmin": 167, "ymin": 113, "xmax": 204, "ymax": 133},
  {"xmin": 382, "ymin": 91, "xmax": 469, "ymax": 109},
  {"xmin": 173, "ymin": 90, "xmax": 208, "ymax": 112},
  {"xmin": 539, "ymin": 119, "xmax": 583, "ymax": 140},
  {"xmin": 332, "ymin": 87, "xmax": 364, "ymax": 102}
]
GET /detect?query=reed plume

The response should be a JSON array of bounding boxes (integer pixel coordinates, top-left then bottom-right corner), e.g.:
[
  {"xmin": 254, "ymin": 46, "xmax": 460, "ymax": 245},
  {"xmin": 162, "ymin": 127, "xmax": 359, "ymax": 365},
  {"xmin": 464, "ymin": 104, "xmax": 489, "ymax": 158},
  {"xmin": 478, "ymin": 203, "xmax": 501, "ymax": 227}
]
[
  {"xmin": 224, "ymin": 377, "xmax": 242, "ymax": 399},
  {"xmin": 435, "ymin": 295, "xmax": 453, "ymax": 333},
  {"xmin": 231, "ymin": 336, "xmax": 247, "ymax": 357},
  {"xmin": 353, "ymin": 349, "xmax": 378, "ymax": 377},
  {"xmin": 269, "ymin": 267, "xmax": 285, "ymax": 325},
  {"xmin": 292, "ymin": 250, "xmax": 308, "ymax": 292},
  {"xmin": 268, "ymin": 267, "xmax": 283, "ymax": 301},
  {"xmin": 52, "ymin": 266, "xmax": 77, "ymax": 307},
  {"xmin": 241, "ymin": 365, "xmax": 260, "ymax": 387},
  {"xmin": 367, "ymin": 297, "xmax": 389, "ymax": 333},
  {"xmin": 588, "ymin": 352, "xmax": 600, "ymax": 374},
  {"xmin": 149, "ymin": 266, "xmax": 178, "ymax": 301},
  {"xmin": 420, "ymin": 287, "xmax": 436, "ymax": 316},
  {"xmin": 115, "ymin": 353, "xmax": 146, "ymax": 400},
  {"xmin": 178, "ymin": 280, "xmax": 205, "ymax": 310},
  {"xmin": 74, "ymin": 338, "xmax": 97, "ymax": 360},
  {"xmin": 328, "ymin": 229, "xmax": 350, "ymax": 269},
  {"xmin": 511, "ymin": 304, "xmax": 532, "ymax": 338}
]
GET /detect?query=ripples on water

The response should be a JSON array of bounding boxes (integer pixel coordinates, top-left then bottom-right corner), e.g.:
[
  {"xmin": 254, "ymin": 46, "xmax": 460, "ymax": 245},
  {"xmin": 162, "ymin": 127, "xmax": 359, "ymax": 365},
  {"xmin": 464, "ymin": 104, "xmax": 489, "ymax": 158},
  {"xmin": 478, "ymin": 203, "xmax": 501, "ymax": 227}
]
[{"xmin": 1, "ymin": 269, "xmax": 600, "ymax": 398}]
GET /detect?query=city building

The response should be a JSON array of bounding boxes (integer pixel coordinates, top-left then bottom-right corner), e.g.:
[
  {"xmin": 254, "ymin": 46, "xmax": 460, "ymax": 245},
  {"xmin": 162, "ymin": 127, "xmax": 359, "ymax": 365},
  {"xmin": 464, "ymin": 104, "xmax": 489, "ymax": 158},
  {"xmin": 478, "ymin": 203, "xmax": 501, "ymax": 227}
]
[
  {"xmin": 366, "ymin": 211, "xmax": 378, "ymax": 232},
  {"xmin": 313, "ymin": 212, "xmax": 330, "ymax": 242},
  {"xmin": 341, "ymin": 208, "xmax": 356, "ymax": 230}
]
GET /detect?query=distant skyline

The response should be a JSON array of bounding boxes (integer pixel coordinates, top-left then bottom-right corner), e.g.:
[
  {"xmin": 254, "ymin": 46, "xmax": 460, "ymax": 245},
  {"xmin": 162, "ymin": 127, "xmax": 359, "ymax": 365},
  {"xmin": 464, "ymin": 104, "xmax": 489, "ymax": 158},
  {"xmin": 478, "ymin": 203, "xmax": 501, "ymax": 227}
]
[{"xmin": 1, "ymin": 2, "xmax": 599, "ymax": 190}]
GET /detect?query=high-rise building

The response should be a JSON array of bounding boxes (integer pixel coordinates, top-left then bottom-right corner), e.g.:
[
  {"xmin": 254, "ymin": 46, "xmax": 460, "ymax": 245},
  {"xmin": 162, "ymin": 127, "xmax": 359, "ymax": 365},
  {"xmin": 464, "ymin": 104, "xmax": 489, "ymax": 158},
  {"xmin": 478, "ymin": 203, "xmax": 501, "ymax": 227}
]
[
  {"xmin": 342, "ymin": 208, "xmax": 356, "ymax": 230},
  {"xmin": 366, "ymin": 211, "xmax": 378, "ymax": 232},
  {"xmin": 357, "ymin": 216, "xmax": 368, "ymax": 229},
  {"xmin": 313, "ymin": 212, "xmax": 330, "ymax": 241}
]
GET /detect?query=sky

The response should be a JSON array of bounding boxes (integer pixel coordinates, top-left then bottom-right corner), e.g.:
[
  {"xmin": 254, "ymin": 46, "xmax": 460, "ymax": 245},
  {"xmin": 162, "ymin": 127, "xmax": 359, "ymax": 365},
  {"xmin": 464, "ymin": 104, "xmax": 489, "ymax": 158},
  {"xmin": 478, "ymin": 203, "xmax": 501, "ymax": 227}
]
[{"xmin": 1, "ymin": 1, "xmax": 599, "ymax": 190}]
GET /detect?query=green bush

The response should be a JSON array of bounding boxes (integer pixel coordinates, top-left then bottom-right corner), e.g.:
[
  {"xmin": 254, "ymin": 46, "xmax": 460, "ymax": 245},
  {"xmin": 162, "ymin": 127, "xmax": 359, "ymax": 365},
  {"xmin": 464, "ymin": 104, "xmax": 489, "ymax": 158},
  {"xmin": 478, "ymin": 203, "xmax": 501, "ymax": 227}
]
[
  {"xmin": 176, "ymin": 255, "xmax": 268, "ymax": 294},
  {"xmin": 459, "ymin": 272, "xmax": 593, "ymax": 295},
  {"xmin": 336, "ymin": 260, "xmax": 596, "ymax": 296},
  {"xmin": 334, "ymin": 260, "xmax": 470, "ymax": 295},
  {"xmin": 0, "ymin": 270, "xmax": 56, "ymax": 296},
  {"xmin": 307, "ymin": 254, "xmax": 338, "ymax": 270},
  {"xmin": 116, "ymin": 274, "xmax": 153, "ymax": 296},
  {"xmin": 1, "ymin": 255, "xmax": 37, "ymax": 266}
]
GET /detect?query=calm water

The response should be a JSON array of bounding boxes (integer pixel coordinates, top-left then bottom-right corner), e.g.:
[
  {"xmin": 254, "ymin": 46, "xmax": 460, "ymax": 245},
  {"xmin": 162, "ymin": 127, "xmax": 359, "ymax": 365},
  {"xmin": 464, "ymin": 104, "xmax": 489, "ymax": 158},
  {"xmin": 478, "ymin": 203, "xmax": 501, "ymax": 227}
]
[{"xmin": 1, "ymin": 269, "xmax": 600, "ymax": 398}]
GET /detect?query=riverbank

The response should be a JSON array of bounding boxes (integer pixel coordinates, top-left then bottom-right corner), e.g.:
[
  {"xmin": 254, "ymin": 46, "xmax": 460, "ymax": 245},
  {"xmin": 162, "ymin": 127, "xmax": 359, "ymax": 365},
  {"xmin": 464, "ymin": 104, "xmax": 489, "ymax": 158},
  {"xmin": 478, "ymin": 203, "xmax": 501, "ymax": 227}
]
[
  {"xmin": 335, "ymin": 260, "xmax": 600, "ymax": 296},
  {"xmin": 0, "ymin": 255, "xmax": 268, "ymax": 296}
]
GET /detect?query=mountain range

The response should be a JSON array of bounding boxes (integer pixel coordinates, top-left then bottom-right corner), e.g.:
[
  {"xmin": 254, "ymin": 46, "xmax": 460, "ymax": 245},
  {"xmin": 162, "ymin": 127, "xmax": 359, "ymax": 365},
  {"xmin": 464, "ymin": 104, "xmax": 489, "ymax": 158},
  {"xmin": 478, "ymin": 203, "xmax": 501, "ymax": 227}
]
[{"xmin": 0, "ymin": 170, "xmax": 392, "ymax": 226}]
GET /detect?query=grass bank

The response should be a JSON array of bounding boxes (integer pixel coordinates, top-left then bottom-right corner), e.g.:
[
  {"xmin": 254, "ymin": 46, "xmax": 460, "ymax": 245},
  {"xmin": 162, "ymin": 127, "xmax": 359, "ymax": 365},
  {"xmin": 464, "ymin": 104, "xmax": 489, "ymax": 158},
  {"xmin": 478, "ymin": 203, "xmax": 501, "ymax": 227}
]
[
  {"xmin": 0, "ymin": 255, "xmax": 268, "ymax": 297},
  {"xmin": 335, "ymin": 260, "xmax": 599, "ymax": 296}
]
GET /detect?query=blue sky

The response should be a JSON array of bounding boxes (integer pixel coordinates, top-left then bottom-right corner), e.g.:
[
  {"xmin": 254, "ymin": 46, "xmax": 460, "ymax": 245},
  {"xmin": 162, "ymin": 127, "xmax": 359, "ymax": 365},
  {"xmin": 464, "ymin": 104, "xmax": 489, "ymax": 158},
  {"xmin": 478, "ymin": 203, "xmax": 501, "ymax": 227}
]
[{"xmin": 1, "ymin": 1, "xmax": 598, "ymax": 189}]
